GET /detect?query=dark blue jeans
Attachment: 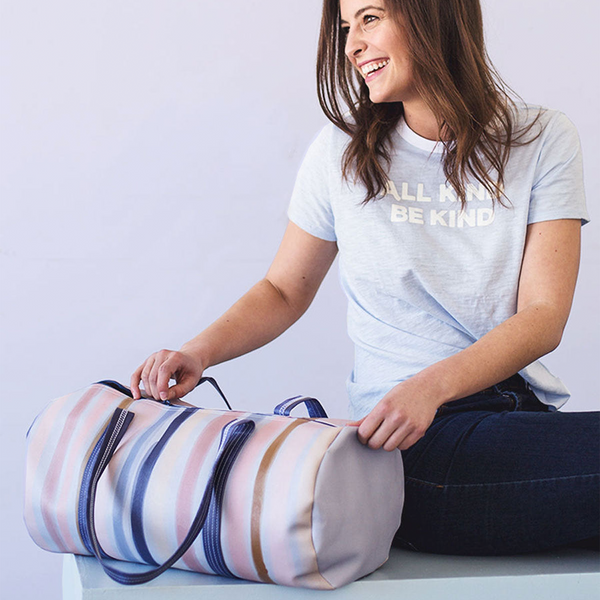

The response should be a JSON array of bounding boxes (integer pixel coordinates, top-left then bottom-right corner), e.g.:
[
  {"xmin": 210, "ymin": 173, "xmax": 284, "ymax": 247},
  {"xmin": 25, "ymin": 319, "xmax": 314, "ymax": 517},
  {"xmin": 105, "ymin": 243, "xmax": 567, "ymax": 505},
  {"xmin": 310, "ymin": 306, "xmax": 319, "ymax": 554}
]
[{"xmin": 394, "ymin": 374, "xmax": 600, "ymax": 555}]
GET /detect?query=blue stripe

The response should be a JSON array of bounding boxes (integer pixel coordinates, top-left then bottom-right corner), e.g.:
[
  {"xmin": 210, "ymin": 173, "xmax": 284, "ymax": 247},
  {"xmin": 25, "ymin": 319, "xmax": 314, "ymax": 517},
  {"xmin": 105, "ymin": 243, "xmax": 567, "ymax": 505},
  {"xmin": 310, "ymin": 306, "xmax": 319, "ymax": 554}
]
[
  {"xmin": 85, "ymin": 417, "xmax": 254, "ymax": 585},
  {"xmin": 130, "ymin": 409, "xmax": 195, "ymax": 565},
  {"xmin": 111, "ymin": 410, "xmax": 175, "ymax": 562}
]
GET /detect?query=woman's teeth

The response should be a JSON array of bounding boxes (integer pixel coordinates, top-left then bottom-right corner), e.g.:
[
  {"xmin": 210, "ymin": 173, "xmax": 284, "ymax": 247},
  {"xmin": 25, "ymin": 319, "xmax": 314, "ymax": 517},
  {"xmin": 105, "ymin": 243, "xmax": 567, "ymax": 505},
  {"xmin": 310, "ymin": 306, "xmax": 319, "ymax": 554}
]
[{"xmin": 361, "ymin": 59, "xmax": 390, "ymax": 76}]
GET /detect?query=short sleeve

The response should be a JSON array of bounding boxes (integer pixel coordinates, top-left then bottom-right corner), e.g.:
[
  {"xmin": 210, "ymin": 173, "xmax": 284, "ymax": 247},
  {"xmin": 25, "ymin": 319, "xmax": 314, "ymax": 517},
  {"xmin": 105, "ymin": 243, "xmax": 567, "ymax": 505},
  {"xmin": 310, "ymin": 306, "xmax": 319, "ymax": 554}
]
[
  {"xmin": 287, "ymin": 125, "xmax": 337, "ymax": 242},
  {"xmin": 528, "ymin": 112, "xmax": 589, "ymax": 225}
]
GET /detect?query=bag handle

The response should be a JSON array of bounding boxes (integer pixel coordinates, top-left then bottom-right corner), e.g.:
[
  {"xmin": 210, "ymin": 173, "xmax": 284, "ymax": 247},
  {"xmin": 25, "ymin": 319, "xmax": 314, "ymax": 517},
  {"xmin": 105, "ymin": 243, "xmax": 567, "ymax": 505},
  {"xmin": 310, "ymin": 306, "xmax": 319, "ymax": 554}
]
[
  {"xmin": 97, "ymin": 376, "xmax": 233, "ymax": 410},
  {"xmin": 274, "ymin": 395, "xmax": 328, "ymax": 419},
  {"xmin": 81, "ymin": 408, "xmax": 254, "ymax": 585},
  {"xmin": 194, "ymin": 377, "xmax": 232, "ymax": 410}
]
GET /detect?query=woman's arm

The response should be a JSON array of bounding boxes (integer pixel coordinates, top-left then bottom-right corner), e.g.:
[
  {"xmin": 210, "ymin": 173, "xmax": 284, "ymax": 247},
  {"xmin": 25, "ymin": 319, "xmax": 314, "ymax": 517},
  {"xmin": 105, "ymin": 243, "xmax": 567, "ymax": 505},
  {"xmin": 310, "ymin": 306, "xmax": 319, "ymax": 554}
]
[
  {"xmin": 355, "ymin": 218, "xmax": 582, "ymax": 451},
  {"xmin": 130, "ymin": 222, "xmax": 338, "ymax": 400}
]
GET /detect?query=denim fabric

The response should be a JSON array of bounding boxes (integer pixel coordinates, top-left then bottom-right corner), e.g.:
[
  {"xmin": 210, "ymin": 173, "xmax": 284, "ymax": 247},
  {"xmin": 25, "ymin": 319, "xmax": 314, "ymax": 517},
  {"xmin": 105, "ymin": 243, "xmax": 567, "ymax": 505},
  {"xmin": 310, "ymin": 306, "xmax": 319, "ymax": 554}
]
[{"xmin": 394, "ymin": 374, "xmax": 600, "ymax": 555}]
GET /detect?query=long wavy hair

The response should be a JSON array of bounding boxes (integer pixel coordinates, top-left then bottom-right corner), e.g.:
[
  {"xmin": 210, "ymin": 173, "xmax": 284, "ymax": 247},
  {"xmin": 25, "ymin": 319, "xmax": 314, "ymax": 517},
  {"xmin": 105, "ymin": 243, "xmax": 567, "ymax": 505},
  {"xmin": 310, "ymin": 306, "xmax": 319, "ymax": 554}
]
[{"xmin": 316, "ymin": 0, "xmax": 542, "ymax": 207}]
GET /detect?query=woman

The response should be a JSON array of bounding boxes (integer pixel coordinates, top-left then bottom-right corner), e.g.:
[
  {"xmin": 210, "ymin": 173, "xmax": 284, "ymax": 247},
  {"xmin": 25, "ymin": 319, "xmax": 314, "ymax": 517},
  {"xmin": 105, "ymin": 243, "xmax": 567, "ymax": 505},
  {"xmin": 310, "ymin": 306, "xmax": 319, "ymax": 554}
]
[{"xmin": 131, "ymin": 0, "xmax": 599, "ymax": 555}]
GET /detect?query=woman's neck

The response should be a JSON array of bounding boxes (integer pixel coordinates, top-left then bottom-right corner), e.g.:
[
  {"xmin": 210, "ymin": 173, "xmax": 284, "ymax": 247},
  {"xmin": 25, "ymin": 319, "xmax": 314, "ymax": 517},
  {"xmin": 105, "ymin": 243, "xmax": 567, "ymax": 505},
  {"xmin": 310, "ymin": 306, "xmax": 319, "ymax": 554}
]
[{"xmin": 403, "ymin": 102, "xmax": 448, "ymax": 141}]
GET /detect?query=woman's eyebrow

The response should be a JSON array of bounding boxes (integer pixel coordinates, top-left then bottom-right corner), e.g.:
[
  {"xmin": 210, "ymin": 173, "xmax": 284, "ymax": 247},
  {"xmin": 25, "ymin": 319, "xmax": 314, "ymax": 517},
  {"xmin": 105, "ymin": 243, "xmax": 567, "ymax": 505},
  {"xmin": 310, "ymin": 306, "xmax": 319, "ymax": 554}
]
[{"xmin": 340, "ymin": 6, "xmax": 384, "ymax": 25}]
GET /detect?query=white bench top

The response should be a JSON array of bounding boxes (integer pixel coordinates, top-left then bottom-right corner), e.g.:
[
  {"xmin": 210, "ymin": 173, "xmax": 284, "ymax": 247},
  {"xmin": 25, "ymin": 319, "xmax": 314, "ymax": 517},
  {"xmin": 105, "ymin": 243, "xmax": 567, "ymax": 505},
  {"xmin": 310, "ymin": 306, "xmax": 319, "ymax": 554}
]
[{"xmin": 63, "ymin": 546, "xmax": 600, "ymax": 600}]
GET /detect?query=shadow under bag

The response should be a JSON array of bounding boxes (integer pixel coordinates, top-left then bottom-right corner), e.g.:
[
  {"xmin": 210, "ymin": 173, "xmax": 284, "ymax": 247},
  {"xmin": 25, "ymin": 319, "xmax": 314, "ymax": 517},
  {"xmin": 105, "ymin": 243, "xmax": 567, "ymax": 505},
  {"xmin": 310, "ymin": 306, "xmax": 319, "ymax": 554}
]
[{"xmin": 24, "ymin": 378, "xmax": 404, "ymax": 589}]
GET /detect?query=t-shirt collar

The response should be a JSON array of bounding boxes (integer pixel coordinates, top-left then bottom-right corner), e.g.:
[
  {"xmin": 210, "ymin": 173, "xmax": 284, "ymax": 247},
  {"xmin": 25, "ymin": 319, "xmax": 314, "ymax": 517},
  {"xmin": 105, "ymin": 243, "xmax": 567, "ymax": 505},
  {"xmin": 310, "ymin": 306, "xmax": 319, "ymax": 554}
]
[{"xmin": 398, "ymin": 117, "xmax": 444, "ymax": 154}]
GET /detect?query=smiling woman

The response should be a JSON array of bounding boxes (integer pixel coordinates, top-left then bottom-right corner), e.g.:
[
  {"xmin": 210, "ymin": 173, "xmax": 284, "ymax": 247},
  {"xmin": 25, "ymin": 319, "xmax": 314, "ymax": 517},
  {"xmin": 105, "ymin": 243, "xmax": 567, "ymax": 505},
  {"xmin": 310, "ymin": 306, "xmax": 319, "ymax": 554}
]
[
  {"xmin": 340, "ymin": 2, "xmax": 417, "ymax": 105},
  {"xmin": 132, "ymin": 0, "xmax": 599, "ymax": 558}
]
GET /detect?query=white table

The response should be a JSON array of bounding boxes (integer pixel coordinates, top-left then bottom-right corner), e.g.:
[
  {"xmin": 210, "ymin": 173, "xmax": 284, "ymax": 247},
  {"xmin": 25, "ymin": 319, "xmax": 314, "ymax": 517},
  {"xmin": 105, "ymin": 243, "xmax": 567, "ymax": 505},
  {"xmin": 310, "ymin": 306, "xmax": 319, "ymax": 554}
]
[{"xmin": 63, "ymin": 546, "xmax": 600, "ymax": 600}]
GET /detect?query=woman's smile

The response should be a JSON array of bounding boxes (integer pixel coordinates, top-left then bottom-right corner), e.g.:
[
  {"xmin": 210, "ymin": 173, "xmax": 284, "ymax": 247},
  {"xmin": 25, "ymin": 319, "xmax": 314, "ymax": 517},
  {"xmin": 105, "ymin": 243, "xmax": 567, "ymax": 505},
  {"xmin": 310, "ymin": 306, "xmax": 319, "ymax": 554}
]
[{"xmin": 359, "ymin": 58, "xmax": 390, "ymax": 81}]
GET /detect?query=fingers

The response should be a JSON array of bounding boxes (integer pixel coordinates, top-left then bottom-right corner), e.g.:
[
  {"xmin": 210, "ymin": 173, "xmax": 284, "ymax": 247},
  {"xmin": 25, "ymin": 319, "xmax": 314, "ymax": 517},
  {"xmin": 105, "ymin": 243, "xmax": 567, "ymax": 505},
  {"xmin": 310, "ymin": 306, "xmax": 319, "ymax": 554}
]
[
  {"xmin": 141, "ymin": 354, "xmax": 158, "ymax": 399},
  {"xmin": 164, "ymin": 381, "xmax": 196, "ymax": 402},
  {"xmin": 356, "ymin": 411, "xmax": 384, "ymax": 446},
  {"xmin": 356, "ymin": 406, "xmax": 427, "ymax": 452},
  {"xmin": 346, "ymin": 417, "xmax": 365, "ymax": 427},
  {"xmin": 156, "ymin": 356, "xmax": 177, "ymax": 400},
  {"xmin": 131, "ymin": 349, "xmax": 202, "ymax": 401},
  {"xmin": 130, "ymin": 363, "xmax": 144, "ymax": 400}
]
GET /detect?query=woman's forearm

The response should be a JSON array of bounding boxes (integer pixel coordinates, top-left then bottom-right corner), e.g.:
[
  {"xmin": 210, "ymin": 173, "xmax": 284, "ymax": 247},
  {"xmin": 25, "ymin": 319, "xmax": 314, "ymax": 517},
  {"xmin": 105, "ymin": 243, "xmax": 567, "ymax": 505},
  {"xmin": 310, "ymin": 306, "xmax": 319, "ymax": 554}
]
[
  {"xmin": 415, "ymin": 219, "xmax": 581, "ymax": 407},
  {"xmin": 415, "ymin": 301, "xmax": 565, "ymax": 406},
  {"xmin": 180, "ymin": 277, "xmax": 305, "ymax": 371}
]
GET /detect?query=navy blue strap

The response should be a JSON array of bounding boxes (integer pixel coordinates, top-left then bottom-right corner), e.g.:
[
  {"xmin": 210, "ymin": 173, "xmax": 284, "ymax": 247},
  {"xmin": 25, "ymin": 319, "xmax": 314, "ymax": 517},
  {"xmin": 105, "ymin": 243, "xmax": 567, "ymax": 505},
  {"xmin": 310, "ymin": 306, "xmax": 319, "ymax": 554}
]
[
  {"xmin": 82, "ymin": 408, "xmax": 254, "ymax": 585},
  {"xmin": 194, "ymin": 377, "xmax": 232, "ymax": 410},
  {"xmin": 96, "ymin": 377, "xmax": 232, "ymax": 409},
  {"xmin": 96, "ymin": 380, "xmax": 134, "ymax": 398},
  {"xmin": 273, "ymin": 396, "xmax": 328, "ymax": 419}
]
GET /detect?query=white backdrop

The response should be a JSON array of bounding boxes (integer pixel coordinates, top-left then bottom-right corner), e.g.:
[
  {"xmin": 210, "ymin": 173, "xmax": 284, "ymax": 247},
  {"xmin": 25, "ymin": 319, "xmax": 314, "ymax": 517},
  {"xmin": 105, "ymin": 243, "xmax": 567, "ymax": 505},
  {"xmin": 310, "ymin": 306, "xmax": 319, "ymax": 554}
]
[{"xmin": 1, "ymin": 1, "xmax": 598, "ymax": 597}]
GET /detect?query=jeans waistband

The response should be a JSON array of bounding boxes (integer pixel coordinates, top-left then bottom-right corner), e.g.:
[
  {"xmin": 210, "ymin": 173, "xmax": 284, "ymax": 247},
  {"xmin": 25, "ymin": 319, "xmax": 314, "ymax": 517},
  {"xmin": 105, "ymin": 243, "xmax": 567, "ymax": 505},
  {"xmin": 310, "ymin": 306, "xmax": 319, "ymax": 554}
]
[
  {"xmin": 482, "ymin": 373, "xmax": 530, "ymax": 395},
  {"xmin": 435, "ymin": 373, "xmax": 548, "ymax": 416}
]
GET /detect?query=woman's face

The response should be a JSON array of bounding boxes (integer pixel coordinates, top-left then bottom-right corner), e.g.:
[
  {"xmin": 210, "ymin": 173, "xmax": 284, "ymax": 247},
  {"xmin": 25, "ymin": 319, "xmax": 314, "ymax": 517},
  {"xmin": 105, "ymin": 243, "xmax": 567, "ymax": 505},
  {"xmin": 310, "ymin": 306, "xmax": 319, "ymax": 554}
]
[{"xmin": 339, "ymin": 0, "xmax": 418, "ymax": 105}]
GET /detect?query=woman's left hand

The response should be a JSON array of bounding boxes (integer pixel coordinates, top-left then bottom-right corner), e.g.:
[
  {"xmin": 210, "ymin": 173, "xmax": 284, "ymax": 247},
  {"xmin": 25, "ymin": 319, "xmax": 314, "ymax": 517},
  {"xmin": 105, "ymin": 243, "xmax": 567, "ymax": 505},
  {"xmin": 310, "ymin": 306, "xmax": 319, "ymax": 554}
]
[{"xmin": 348, "ymin": 378, "xmax": 441, "ymax": 451}]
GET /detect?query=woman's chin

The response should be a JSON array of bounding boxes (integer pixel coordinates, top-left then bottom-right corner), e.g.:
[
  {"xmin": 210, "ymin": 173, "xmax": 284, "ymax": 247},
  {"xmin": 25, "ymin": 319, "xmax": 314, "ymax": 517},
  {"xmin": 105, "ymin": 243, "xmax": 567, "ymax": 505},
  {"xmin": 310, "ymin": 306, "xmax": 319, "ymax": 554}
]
[{"xmin": 368, "ymin": 90, "xmax": 394, "ymax": 104}]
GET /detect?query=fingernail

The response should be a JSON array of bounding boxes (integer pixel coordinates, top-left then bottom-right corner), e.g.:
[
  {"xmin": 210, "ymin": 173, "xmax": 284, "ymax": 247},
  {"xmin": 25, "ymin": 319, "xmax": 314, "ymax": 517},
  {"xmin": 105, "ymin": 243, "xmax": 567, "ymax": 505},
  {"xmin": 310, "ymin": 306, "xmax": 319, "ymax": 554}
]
[{"xmin": 160, "ymin": 392, "xmax": 167, "ymax": 400}]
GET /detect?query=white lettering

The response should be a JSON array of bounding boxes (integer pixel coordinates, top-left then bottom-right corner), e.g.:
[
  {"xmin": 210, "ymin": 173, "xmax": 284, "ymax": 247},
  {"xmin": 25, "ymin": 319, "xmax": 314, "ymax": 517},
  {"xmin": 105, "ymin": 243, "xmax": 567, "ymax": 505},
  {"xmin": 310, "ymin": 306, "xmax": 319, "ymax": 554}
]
[
  {"xmin": 439, "ymin": 185, "xmax": 457, "ymax": 203},
  {"xmin": 477, "ymin": 208, "xmax": 495, "ymax": 226},
  {"xmin": 401, "ymin": 183, "xmax": 415, "ymax": 202},
  {"xmin": 408, "ymin": 207, "xmax": 424, "ymax": 224},
  {"xmin": 391, "ymin": 205, "xmax": 408, "ymax": 222},
  {"xmin": 416, "ymin": 183, "xmax": 431, "ymax": 202},
  {"xmin": 430, "ymin": 209, "xmax": 448, "ymax": 226},
  {"xmin": 457, "ymin": 209, "xmax": 477, "ymax": 228},
  {"xmin": 466, "ymin": 183, "xmax": 489, "ymax": 202},
  {"xmin": 385, "ymin": 180, "xmax": 402, "ymax": 202}
]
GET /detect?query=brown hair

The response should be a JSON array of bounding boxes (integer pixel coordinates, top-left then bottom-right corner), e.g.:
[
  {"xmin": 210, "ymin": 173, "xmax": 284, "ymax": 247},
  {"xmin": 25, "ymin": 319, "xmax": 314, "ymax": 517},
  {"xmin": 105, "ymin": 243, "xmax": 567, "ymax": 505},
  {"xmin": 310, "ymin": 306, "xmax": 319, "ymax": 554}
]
[{"xmin": 316, "ymin": 0, "xmax": 542, "ymax": 207}]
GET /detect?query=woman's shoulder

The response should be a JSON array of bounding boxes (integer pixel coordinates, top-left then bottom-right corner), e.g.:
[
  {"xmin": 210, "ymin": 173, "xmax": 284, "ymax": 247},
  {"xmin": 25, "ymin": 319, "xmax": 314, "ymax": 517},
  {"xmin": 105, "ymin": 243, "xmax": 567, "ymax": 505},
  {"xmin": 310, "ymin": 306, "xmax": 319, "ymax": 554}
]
[
  {"xmin": 511, "ymin": 101, "xmax": 580, "ymax": 141},
  {"xmin": 301, "ymin": 119, "xmax": 352, "ymax": 165}
]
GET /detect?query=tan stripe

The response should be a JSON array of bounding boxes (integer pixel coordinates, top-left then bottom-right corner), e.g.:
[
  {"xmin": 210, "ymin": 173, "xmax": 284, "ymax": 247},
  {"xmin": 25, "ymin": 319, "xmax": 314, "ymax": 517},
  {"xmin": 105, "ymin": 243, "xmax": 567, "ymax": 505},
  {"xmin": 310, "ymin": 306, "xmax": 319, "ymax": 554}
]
[{"xmin": 251, "ymin": 419, "xmax": 307, "ymax": 583}]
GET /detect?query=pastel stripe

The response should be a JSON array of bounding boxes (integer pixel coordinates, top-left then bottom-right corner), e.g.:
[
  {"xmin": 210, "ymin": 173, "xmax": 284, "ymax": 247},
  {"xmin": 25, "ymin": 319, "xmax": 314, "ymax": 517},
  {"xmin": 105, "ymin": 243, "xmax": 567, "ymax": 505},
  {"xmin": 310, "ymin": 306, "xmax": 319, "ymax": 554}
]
[
  {"xmin": 175, "ymin": 413, "xmax": 238, "ymax": 572},
  {"xmin": 282, "ymin": 426, "xmax": 340, "ymax": 588},
  {"xmin": 260, "ymin": 424, "xmax": 326, "ymax": 583},
  {"xmin": 220, "ymin": 416, "xmax": 289, "ymax": 580},
  {"xmin": 108, "ymin": 407, "xmax": 177, "ymax": 562},
  {"xmin": 130, "ymin": 409, "xmax": 195, "ymax": 565},
  {"xmin": 250, "ymin": 419, "xmax": 308, "ymax": 583},
  {"xmin": 143, "ymin": 408, "xmax": 214, "ymax": 566},
  {"xmin": 25, "ymin": 390, "xmax": 80, "ymax": 550},
  {"xmin": 55, "ymin": 389, "xmax": 135, "ymax": 553},
  {"xmin": 39, "ymin": 386, "xmax": 104, "ymax": 551}
]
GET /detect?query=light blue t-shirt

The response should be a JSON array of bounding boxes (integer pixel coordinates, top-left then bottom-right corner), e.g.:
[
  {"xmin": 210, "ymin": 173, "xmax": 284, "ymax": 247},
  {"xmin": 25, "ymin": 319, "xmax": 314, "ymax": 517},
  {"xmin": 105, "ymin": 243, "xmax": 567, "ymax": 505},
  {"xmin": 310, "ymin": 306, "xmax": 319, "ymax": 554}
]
[{"xmin": 288, "ymin": 105, "xmax": 589, "ymax": 419}]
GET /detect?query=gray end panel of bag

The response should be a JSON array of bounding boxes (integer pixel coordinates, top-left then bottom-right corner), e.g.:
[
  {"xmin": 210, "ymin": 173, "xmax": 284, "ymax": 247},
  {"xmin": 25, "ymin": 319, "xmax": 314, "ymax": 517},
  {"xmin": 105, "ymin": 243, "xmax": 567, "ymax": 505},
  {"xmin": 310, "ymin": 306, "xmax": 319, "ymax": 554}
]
[{"xmin": 311, "ymin": 427, "xmax": 404, "ymax": 588}]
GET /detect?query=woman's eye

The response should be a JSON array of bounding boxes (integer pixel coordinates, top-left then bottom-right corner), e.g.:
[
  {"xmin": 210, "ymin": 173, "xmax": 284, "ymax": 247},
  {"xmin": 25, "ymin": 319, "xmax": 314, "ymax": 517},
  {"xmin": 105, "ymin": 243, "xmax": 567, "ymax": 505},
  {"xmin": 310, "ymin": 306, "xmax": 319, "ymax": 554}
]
[{"xmin": 362, "ymin": 14, "xmax": 380, "ymax": 31}]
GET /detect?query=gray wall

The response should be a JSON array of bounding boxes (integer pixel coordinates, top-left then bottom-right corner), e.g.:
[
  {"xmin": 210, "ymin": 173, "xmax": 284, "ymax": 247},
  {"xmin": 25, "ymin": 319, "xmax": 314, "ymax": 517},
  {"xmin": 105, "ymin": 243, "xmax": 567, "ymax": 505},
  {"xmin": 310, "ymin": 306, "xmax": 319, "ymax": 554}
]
[{"xmin": 1, "ymin": 0, "xmax": 597, "ymax": 597}]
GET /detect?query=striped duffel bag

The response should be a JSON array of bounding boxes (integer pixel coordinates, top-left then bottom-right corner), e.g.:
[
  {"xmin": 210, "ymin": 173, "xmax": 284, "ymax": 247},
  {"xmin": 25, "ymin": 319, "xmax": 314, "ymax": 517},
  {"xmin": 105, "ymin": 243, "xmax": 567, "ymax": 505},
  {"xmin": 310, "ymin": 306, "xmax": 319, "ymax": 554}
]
[{"xmin": 24, "ymin": 377, "xmax": 404, "ymax": 589}]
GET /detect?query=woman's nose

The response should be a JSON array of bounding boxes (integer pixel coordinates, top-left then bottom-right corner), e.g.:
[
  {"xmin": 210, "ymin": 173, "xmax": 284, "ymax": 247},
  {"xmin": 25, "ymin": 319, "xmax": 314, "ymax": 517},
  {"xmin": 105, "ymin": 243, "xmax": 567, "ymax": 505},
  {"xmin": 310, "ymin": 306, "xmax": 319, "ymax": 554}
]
[{"xmin": 344, "ymin": 27, "xmax": 366, "ymax": 61}]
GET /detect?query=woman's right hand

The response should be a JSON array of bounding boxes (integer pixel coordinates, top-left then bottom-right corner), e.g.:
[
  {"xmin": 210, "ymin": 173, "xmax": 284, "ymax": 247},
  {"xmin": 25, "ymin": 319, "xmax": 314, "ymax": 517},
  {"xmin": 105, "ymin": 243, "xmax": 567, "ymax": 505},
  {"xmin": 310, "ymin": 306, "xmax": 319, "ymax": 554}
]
[{"xmin": 130, "ymin": 349, "xmax": 204, "ymax": 401}]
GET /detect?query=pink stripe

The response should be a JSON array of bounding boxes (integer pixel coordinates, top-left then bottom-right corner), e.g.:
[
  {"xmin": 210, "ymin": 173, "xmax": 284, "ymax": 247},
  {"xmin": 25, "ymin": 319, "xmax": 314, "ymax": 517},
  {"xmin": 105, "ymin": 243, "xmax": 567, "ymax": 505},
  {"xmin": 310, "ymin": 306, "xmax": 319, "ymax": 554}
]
[
  {"xmin": 24, "ymin": 391, "xmax": 75, "ymax": 549},
  {"xmin": 259, "ymin": 424, "xmax": 326, "ymax": 582},
  {"xmin": 96, "ymin": 399, "xmax": 174, "ymax": 559},
  {"xmin": 222, "ymin": 418, "xmax": 293, "ymax": 580},
  {"xmin": 54, "ymin": 388, "xmax": 134, "ymax": 553},
  {"xmin": 175, "ymin": 413, "xmax": 238, "ymax": 571},
  {"xmin": 39, "ymin": 387, "xmax": 104, "ymax": 551}
]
